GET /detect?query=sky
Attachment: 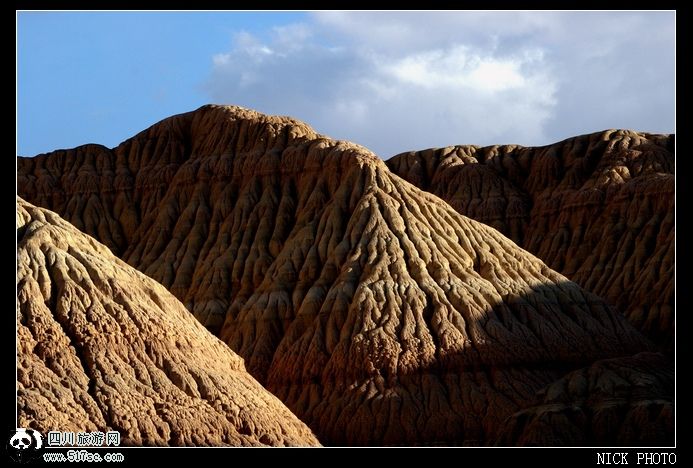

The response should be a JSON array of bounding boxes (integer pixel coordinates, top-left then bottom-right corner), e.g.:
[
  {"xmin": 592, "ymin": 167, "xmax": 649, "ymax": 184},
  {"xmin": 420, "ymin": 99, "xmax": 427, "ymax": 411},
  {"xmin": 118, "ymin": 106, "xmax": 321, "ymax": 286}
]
[{"xmin": 17, "ymin": 11, "xmax": 675, "ymax": 158}]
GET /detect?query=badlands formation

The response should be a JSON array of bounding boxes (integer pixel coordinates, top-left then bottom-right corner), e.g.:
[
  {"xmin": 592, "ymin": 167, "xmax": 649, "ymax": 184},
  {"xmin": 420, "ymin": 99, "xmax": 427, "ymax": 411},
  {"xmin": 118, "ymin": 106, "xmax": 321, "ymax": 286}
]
[
  {"xmin": 387, "ymin": 132, "xmax": 674, "ymax": 349},
  {"xmin": 17, "ymin": 105, "xmax": 674, "ymax": 445},
  {"xmin": 17, "ymin": 199, "xmax": 320, "ymax": 446}
]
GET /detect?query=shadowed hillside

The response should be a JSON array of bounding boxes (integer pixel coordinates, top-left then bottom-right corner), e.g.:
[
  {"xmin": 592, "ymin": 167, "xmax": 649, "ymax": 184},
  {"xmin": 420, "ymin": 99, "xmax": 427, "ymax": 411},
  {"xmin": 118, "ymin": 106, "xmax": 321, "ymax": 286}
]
[
  {"xmin": 495, "ymin": 352, "xmax": 673, "ymax": 446},
  {"xmin": 387, "ymin": 132, "xmax": 674, "ymax": 349},
  {"xmin": 18, "ymin": 105, "xmax": 662, "ymax": 445}
]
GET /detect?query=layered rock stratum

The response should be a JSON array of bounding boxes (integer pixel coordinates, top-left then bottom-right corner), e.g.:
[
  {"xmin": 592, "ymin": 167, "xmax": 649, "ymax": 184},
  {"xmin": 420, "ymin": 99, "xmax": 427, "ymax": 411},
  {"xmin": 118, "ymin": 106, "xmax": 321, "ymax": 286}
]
[
  {"xmin": 16, "ymin": 198, "xmax": 320, "ymax": 446},
  {"xmin": 18, "ymin": 105, "xmax": 662, "ymax": 445},
  {"xmin": 386, "ymin": 133, "xmax": 674, "ymax": 349}
]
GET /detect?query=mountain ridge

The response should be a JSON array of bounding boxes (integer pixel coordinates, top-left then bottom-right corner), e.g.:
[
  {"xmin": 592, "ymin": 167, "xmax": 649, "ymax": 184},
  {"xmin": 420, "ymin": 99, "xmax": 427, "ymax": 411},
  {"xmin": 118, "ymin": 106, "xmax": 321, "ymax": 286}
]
[
  {"xmin": 17, "ymin": 197, "xmax": 320, "ymax": 446},
  {"xmin": 17, "ymin": 105, "xmax": 665, "ymax": 445},
  {"xmin": 387, "ymin": 130, "xmax": 674, "ymax": 349}
]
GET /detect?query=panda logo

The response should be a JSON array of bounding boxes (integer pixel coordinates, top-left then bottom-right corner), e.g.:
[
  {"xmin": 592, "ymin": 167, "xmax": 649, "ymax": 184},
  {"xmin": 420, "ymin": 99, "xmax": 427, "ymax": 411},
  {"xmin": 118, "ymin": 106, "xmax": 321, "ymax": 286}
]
[
  {"xmin": 6, "ymin": 428, "xmax": 43, "ymax": 463},
  {"xmin": 9, "ymin": 428, "xmax": 42, "ymax": 450}
]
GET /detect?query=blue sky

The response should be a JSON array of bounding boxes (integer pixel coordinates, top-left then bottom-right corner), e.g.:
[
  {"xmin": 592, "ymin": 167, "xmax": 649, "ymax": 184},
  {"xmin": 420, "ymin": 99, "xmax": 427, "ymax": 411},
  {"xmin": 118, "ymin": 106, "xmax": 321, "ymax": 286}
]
[{"xmin": 17, "ymin": 11, "xmax": 675, "ymax": 158}]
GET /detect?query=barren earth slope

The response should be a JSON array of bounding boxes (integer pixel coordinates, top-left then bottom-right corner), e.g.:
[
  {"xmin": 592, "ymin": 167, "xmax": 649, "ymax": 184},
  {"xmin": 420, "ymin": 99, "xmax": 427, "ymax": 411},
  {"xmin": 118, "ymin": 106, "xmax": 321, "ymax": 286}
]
[
  {"xmin": 387, "ymin": 133, "xmax": 674, "ymax": 349},
  {"xmin": 17, "ymin": 198, "xmax": 320, "ymax": 446},
  {"xmin": 18, "ymin": 106, "xmax": 654, "ymax": 445}
]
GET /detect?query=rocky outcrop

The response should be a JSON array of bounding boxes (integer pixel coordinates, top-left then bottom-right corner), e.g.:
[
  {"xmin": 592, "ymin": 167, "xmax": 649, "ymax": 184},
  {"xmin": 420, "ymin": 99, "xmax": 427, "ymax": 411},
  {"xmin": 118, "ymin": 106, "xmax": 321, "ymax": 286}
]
[
  {"xmin": 16, "ymin": 198, "xmax": 320, "ymax": 446},
  {"xmin": 496, "ymin": 352, "xmax": 673, "ymax": 446},
  {"xmin": 18, "ymin": 106, "xmax": 655, "ymax": 445},
  {"xmin": 387, "ymin": 132, "xmax": 674, "ymax": 349}
]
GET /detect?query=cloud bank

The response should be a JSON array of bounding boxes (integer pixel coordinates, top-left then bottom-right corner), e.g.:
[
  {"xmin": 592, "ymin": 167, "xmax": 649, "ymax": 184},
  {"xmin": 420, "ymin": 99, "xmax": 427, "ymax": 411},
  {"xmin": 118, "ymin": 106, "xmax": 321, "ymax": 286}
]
[{"xmin": 205, "ymin": 11, "xmax": 674, "ymax": 157}]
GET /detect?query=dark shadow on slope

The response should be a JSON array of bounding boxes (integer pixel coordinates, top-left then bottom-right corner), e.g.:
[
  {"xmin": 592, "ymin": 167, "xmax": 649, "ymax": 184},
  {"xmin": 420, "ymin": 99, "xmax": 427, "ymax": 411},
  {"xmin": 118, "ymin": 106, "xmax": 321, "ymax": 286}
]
[
  {"xmin": 493, "ymin": 352, "xmax": 674, "ymax": 447},
  {"xmin": 253, "ymin": 280, "xmax": 669, "ymax": 447},
  {"xmin": 385, "ymin": 135, "xmax": 675, "ymax": 352}
]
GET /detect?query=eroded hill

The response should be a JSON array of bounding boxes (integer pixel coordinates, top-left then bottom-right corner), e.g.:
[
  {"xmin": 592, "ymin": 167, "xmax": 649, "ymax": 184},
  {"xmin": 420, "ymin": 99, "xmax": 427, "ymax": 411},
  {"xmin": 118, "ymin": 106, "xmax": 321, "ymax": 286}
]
[
  {"xmin": 17, "ymin": 198, "xmax": 320, "ymax": 446},
  {"xmin": 387, "ymin": 133, "xmax": 674, "ymax": 349},
  {"xmin": 496, "ymin": 352, "xmax": 673, "ymax": 446},
  {"xmin": 18, "ymin": 105, "xmax": 657, "ymax": 445}
]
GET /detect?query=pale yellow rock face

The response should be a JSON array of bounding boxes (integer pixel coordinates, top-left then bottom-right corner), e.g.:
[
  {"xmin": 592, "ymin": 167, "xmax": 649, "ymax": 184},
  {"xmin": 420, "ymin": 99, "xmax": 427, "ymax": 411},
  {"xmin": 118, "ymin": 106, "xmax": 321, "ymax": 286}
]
[
  {"xmin": 16, "ymin": 198, "xmax": 320, "ymax": 446},
  {"xmin": 387, "ymin": 132, "xmax": 674, "ymax": 349},
  {"xmin": 18, "ymin": 105, "xmax": 656, "ymax": 445}
]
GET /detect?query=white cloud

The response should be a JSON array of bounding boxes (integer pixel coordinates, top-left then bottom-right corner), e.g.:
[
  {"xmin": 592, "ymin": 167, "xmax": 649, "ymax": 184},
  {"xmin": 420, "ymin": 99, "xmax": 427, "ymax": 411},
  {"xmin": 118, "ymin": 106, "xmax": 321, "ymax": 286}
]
[
  {"xmin": 382, "ymin": 47, "xmax": 531, "ymax": 92},
  {"xmin": 204, "ymin": 12, "xmax": 674, "ymax": 157}
]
